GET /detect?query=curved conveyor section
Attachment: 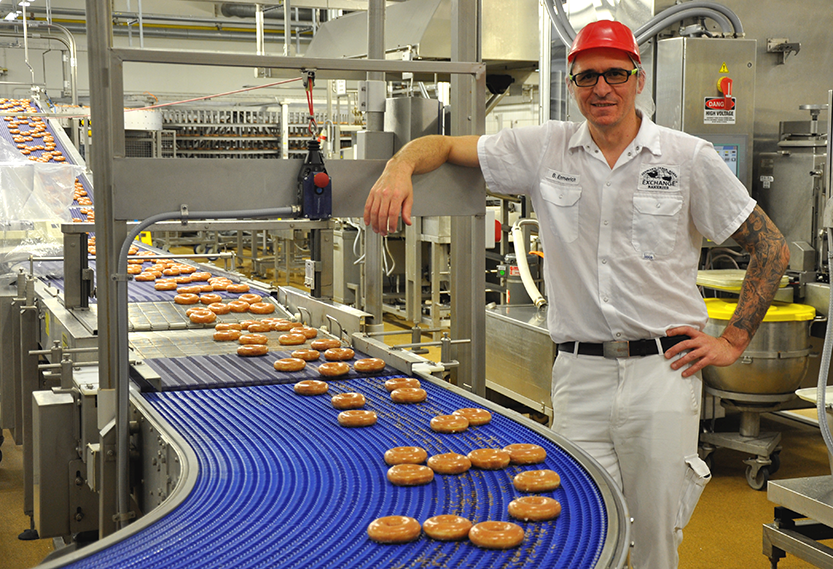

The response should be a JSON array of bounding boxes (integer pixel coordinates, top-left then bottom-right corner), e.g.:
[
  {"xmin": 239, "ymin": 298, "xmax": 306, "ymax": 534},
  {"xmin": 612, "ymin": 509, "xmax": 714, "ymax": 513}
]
[{"xmin": 41, "ymin": 372, "xmax": 629, "ymax": 568}]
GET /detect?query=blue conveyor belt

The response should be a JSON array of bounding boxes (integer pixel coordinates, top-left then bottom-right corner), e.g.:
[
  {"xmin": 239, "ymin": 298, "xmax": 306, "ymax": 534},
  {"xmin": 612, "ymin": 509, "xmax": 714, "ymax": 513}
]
[
  {"xmin": 140, "ymin": 350, "xmax": 401, "ymax": 390},
  {"xmin": 63, "ymin": 376, "xmax": 608, "ymax": 568}
]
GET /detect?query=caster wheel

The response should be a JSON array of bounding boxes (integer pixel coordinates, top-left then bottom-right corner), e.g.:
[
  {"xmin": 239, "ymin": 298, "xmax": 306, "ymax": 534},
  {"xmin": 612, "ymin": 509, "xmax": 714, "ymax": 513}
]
[
  {"xmin": 746, "ymin": 464, "xmax": 770, "ymax": 491},
  {"xmin": 704, "ymin": 453, "xmax": 714, "ymax": 473},
  {"xmin": 194, "ymin": 244, "xmax": 205, "ymax": 255},
  {"xmin": 769, "ymin": 451, "xmax": 781, "ymax": 476}
]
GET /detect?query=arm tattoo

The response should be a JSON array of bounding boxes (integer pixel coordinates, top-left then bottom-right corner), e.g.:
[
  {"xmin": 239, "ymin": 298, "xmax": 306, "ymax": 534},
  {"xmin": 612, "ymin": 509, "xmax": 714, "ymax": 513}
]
[{"xmin": 727, "ymin": 205, "xmax": 790, "ymax": 343}]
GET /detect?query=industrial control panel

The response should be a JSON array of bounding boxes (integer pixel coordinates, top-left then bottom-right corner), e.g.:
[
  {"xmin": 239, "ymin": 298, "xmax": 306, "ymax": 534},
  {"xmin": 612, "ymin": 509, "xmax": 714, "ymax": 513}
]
[{"xmin": 655, "ymin": 37, "xmax": 757, "ymax": 189}]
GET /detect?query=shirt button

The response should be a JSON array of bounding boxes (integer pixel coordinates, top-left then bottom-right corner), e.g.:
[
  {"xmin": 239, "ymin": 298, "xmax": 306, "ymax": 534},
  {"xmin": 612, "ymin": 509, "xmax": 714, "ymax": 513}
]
[
  {"xmin": 656, "ymin": 203, "xmax": 662, "ymax": 208},
  {"xmin": 635, "ymin": 146, "xmax": 640, "ymax": 151},
  {"xmin": 603, "ymin": 220, "xmax": 609, "ymax": 225},
  {"xmin": 616, "ymin": 332, "xmax": 622, "ymax": 338},
  {"xmin": 627, "ymin": 152, "xmax": 632, "ymax": 157},
  {"xmin": 601, "ymin": 258, "xmax": 607, "ymax": 264},
  {"xmin": 605, "ymin": 182, "xmax": 611, "ymax": 187},
  {"xmin": 603, "ymin": 296, "xmax": 609, "ymax": 303}
]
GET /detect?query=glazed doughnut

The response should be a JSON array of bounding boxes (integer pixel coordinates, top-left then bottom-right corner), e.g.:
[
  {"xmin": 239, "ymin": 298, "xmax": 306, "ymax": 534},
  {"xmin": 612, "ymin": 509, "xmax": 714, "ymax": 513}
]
[
  {"xmin": 467, "ymin": 448, "xmax": 511, "ymax": 470},
  {"xmin": 427, "ymin": 453, "xmax": 472, "ymax": 475},
  {"xmin": 239, "ymin": 320, "xmax": 261, "ymax": 330},
  {"xmin": 190, "ymin": 272, "xmax": 211, "ymax": 281},
  {"xmin": 503, "ymin": 443, "xmax": 547, "ymax": 465},
  {"xmin": 134, "ymin": 272, "xmax": 156, "ymax": 282},
  {"xmin": 238, "ymin": 293, "xmax": 262, "ymax": 304},
  {"xmin": 367, "ymin": 516, "xmax": 421, "ymax": 544},
  {"xmin": 154, "ymin": 280, "xmax": 177, "ymax": 291},
  {"xmin": 430, "ymin": 414, "xmax": 469, "ymax": 434},
  {"xmin": 293, "ymin": 380, "xmax": 329, "ymax": 396},
  {"xmin": 318, "ymin": 362, "xmax": 350, "ymax": 378},
  {"xmin": 213, "ymin": 329, "xmax": 242, "ymax": 342},
  {"xmin": 453, "ymin": 408, "xmax": 492, "ymax": 426},
  {"xmin": 176, "ymin": 286, "xmax": 203, "ymax": 295},
  {"xmin": 512, "ymin": 469, "xmax": 561, "ymax": 493},
  {"xmin": 237, "ymin": 344, "xmax": 269, "ymax": 357},
  {"xmin": 174, "ymin": 293, "xmax": 200, "ymax": 305},
  {"xmin": 422, "ymin": 515, "xmax": 473, "ymax": 541},
  {"xmin": 239, "ymin": 333, "xmax": 269, "ymax": 345},
  {"xmin": 337, "ymin": 409, "xmax": 377, "ymax": 427},
  {"xmin": 208, "ymin": 302, "xmax": 231, "ymax": 315},
  {"xmin": 207, "ymin": 279, "xmax": 230, "ymax": 291},
  {"xmin": 185, "ymin": 306, "xmax": 208, "ymax": 317},
  {"xmin": 354, "ymin": 358, "xmax": 386, "ymax": 373},
  {"xmin": 246, "ymin": 322, "xmax": 272, "ymax": 333},
  {"xmin": 225, "ymin": 283, "xmax": 250, "ymax": 293},
  {"xmin": 273, "ymin": 358, "xmax": 306, "ymax": 372},
  {"xmin": 249, "ymin": 302, "xmax": 275, "ymax": 315},
  {"xmin": 126, "ymin": 265, "xmax": 142, "ymax": 275},
  {"xmin": 297, "ymin": 326, "xmax": 318, "ymax": 339},
  {"xmin": 162, "ymin": 267, "xmax": 180, "ymax": 276},
  {"xmin": 278, "ymin": 333, "xmax": 307, "ymax": 346},
  {"xmin": 324, "ymin": 348, "xmax": 354, "ymax": 361},
  {"xmin": 508, "ymin": 496, "xmax": 562, "ymax": 522},
  {"xmin": 390, "ymin": 387, "xmax": 427, "ymax": 404},
  {"xmin": 384, "ymin": 377, "xmax": 421, "ymax": 392},
  {"xmin": 387, "ymin": 464, "xmax": 434, "ymax": 486},
  {"xmin": 272, "ymin": 320, "xmax": 295, "ymax": 332},
  {"xmin": 189, "ymin": 310, "xmax": 216, "ymax": 324},
  {"xmin": 290, "ymin": 349, "xmax": 320, "ymax": 361},
  {"xmin": 200, "ymin": 293, "xmax": 223, "ymax": 305},
  {"xmin": 384, "ymin": 446, "xmax": 427, "ymax": 466},
  {"xmin": 227, "ymin": 300, "xmax": 251, "ymax": 313},
  {"xmin": 197, "ymin": 284, "xmax": 215, "ymax": 293},
  {"xmin": 468, "ymin": 521, "xmax": 524, "ymax": 550},
  {"xmin": 215, "ymin": 322, "xmax": 243, "ymax": 331},
  {"xmin": 174, "ymin": 275, "xmax": 193, "ymax": 284},
  {"xmin": 331, "ymin": 392, "xmax": 366, "ymax": 410},
  {"xmin": 177, "ymin": 265, "xmax": 197, "ymax": 274},
  {"xmin": 311, "ymin": 338, "xmax": 341, "ymax": 351}
]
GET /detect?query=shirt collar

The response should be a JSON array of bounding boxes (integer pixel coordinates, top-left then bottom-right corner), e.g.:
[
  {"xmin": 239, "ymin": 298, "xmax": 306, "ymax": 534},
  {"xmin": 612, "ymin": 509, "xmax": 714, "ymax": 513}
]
[{"xmin": 567, "ymin": 112, "xmax": 662, "ymax": 157}]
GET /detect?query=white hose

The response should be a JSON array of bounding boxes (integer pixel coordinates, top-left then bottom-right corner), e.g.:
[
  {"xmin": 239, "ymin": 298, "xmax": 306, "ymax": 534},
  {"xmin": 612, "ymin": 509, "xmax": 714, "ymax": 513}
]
[
  {"xmin": 542, "ymin": 0, "xmax": 743, "ymax": 50},
  {"xmin": 818, "ymin": 228, "xmax": 833, "ymax": 458},
  {"xmin": 511, "ymin": 220, "xmax": 546, "ymax": 308}
]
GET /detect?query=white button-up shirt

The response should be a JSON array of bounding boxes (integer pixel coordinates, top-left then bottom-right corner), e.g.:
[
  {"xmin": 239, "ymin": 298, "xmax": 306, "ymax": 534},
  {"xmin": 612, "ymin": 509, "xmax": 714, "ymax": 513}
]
[{"xmin": 478, "ymin": 116, "xmax": 755, "ymax": 344}]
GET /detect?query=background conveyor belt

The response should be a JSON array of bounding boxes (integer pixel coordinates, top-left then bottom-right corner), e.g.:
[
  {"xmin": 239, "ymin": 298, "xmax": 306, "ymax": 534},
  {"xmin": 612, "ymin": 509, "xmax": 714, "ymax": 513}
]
[{"xmin": 62, "ymin": 375, "xmax": 610, "ymax": 568}]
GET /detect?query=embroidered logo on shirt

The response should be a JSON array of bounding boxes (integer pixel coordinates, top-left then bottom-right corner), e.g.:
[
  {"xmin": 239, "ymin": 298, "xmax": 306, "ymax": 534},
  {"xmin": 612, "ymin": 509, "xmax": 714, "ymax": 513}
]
[
  {"xmin": 544, "ymin": 168, "xmax": 580, "ymax": 185},
  {"xmin": 639, "ymin": 166, "xmax": 679, "ymax": 190}
]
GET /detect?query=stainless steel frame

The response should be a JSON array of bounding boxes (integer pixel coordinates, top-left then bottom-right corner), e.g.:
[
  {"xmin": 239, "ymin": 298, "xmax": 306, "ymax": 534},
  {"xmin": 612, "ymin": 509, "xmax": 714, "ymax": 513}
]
[{"xmin": 85, "ymin": 0, "xmax": 486, "ymax": 535}]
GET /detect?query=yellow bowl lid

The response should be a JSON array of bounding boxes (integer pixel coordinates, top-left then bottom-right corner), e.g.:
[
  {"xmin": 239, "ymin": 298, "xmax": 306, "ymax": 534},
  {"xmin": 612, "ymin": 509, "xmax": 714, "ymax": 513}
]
[{"xmin": 705, "ymin": 298, "xmax": 815, "ymax": 322}]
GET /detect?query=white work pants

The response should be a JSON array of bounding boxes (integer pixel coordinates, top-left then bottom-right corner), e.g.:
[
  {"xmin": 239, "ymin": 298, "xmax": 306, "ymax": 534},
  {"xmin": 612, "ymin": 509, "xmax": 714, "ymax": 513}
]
[{"xmin": 551, "ymin": 347, "xmax": 711, "ymax": 569}]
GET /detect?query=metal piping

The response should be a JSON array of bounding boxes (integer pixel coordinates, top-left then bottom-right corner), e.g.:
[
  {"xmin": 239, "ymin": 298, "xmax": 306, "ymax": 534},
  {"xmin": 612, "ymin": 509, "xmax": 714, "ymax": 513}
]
[
  {"xmin": 635, "ymin": 8, "xmax": 734, "ymax": 43},
  {"xmin": 221, "ymin": 3, "xmax": 314, "ymax": 21},
  {"xmin": 634, "ymin": 1, "xmax": 744, "ymax": 37},
  {"xmin": 55, "ymin": 20, "xmax": 314, "ymax": 44}
]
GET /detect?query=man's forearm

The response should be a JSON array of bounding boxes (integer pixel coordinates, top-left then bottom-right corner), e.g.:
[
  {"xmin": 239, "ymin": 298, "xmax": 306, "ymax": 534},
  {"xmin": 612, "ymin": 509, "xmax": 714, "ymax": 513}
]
[{"xmin": 723, "ymin": 205, "xmax": 790, "ymax": 351}]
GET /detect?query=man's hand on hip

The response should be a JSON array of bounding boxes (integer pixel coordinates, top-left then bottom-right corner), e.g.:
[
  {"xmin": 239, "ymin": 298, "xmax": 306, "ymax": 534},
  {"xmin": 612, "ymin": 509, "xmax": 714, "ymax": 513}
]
[{"xmin": 663, "ymin": 326, "xmax": 746, "ymax": 378}]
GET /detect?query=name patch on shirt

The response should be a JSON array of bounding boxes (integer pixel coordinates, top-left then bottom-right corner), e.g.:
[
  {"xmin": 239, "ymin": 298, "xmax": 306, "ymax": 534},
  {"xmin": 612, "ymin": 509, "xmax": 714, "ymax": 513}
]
[
  {"xmin": 639, "ymin": 166, "xmax": 680, "ymax": 190},
  {"xmin": 544, "ymin": 168, "xmax": 580, "ymax": 185}
]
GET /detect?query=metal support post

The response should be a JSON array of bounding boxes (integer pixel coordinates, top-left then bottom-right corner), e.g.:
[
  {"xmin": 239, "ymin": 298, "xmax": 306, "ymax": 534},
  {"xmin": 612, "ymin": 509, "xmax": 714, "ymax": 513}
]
[
  {"xmin": 450, "ymin": 0, "xmax": 486, "ymax": 395},
  {"xmin": 18, "ymin": 275, "xmax": 39, "ymax": 530},
  {"xmin": 85, "ymin": 0, "xmax": 130, "ymax": 537}
]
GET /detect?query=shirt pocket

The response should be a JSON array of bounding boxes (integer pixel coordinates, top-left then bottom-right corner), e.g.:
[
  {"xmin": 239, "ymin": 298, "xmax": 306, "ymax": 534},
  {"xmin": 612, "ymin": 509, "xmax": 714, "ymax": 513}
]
[
  {"xmin": 632, "ymin": 190, "xmax": 683, "ymax": 258},
  {"xmin": 540, "ymin": 180, "xmax": 581, "ymax": 244}
]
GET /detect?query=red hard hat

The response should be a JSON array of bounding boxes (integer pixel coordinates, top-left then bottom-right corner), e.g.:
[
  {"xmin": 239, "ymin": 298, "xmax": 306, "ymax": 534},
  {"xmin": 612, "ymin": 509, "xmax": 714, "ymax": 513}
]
[{"xmin": 568, "ymin": 20, "xmax": 640, "ymax": 64}]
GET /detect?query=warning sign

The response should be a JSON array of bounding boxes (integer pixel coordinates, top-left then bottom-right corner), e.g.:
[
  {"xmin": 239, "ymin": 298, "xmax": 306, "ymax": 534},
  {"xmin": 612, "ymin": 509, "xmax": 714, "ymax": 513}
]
[
  {"xmin": 719, "ymin": 62, "xmax": 729, "ymax": 73},
  {"xmin": 704, "ymin": 96, "xmax": 736, "ymax": 124}
]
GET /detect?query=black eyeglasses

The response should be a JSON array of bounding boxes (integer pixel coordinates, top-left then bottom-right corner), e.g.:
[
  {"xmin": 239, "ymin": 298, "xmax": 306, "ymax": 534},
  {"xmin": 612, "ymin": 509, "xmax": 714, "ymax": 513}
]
[{"xmin": 569, "ymin": 68, "xmax": 638, "ymax": 88}]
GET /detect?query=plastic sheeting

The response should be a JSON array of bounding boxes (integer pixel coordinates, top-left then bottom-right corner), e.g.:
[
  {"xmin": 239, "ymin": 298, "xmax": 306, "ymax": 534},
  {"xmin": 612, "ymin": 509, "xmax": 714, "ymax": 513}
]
[{"xmin": 0, "ymin": 135, "xmax": 83, "ymax": 279}]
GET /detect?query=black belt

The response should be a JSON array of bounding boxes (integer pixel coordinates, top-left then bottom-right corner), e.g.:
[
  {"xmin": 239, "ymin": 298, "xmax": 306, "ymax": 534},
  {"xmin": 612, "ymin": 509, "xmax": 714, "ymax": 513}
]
[{"xmin": 557, "ymin": 336, "xmax": 690, "ymax": 359}]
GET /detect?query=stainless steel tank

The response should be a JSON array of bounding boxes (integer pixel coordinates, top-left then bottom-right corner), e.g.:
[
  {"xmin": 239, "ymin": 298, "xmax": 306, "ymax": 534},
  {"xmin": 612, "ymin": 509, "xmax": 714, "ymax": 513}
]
[{"xmin": 702, "ymin": 298, "xmax": 814, "ymax": 395}]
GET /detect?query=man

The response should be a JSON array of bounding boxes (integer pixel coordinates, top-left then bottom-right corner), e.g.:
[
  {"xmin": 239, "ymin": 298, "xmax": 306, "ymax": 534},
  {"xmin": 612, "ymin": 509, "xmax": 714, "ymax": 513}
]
[{"xmin": 364, "ymin": 20, "xmax": 789, "ymax": 569}]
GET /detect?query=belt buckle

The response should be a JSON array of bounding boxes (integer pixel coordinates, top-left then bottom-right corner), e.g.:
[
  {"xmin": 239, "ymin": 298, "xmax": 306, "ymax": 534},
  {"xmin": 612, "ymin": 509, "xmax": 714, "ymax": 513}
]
[{"xmin": 603, "ymin": 340, "xmax": 630, "ymax": 359}]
